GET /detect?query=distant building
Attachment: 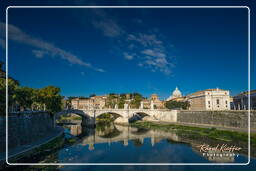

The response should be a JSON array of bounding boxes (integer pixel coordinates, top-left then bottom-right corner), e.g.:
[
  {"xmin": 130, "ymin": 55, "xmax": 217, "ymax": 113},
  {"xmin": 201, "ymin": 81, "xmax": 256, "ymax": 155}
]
[
  {"xmin": 71, "ymin": 97, "xmax": 90, "ymax": 109},
  {"xmin": 141, "ymin": 99, "xmax": 151, "ymax": 109},
  {"xmin": 230, "ymin": 97, "xmax": 234, "ymax": 109},
  {"xmin": 140, "ymin": 94, "xmax": 164, "ymax": 109},
  {"xmin": 165, "ymin": 86, "xmax": 186, "ymax": 103},
  {"xmin": 187, "ymin": 88, "xmax": 230, "ymax": 110},
  {"xmin": 150, "ymin": 94, "xmax": 164, "ymax": 109},
  {"xmin": 233, "ymin": 90, "xmax": 256, "ymax": 110},
  {"xmin": 91, "ymin": 95, "xmax": 107, "ymax": 109},
  {"xmin": 71, "ymin": 95, "xmax": 107, "ymax": 110}
]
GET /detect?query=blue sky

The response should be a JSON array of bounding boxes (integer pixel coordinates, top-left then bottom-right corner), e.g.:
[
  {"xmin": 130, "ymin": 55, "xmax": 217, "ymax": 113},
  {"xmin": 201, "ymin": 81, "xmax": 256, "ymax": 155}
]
[{"xmin": 0, "ymin": 1, "xmax": 254, "ymax": 99}]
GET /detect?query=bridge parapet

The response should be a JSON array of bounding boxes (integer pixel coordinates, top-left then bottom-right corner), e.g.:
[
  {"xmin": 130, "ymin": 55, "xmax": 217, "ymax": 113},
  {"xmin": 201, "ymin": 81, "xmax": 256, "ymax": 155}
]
[{"xmin": 55, "ymin": 109, "xmax": 178, "ymax": 126}]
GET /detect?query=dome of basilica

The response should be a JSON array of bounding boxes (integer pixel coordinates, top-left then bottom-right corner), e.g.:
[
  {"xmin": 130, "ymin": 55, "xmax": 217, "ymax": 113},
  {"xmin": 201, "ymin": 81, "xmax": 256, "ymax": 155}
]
[
  {"xmin": 172, "ymin": 87, "xmax": 182, "ymax": 98},
  {"xmin": 166, "ymin": 86, "xmax": 182, "ymax": 101}
]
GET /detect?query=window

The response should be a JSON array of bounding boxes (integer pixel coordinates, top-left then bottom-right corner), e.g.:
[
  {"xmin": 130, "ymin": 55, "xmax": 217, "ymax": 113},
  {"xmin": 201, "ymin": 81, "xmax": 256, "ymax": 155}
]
[
  {"xmin": 225, "ymin": 100, "xmax": 228, "ymax": 104},
  {"xmin": 208, "ymin": 101, "xmax": 210, "ymax": 104},
  {"xmin": 217, "ymin": 105, "xmax": 219, "ymax": 108},
  {"xmin": 216, "ymin": 99, "xmax": 220, "ymax": 105},
  {"xmin": 226, "ymin": 105, "xmax": 228, "ymax": 108},
  {"xmin": 208, "ymin": 105, "xmax": 210, "ymax": 108}
]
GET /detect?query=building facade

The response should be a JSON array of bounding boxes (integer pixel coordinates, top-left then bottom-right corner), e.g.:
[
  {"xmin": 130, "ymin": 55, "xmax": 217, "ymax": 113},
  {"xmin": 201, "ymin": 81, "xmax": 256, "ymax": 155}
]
[
  {"xmin": 139, "ymin": 94, "xmax": 165, "ymax": 109},
  {"xmin": 71, "ymin": 96, "xmax": 107, "ymax": 110},
  {"xmin": 233, "ymin": 90, "xmax": 256, "ymax": 110},
  {"xmin": 150, "ymin": 94, "xmax": 165, "ymax": 109},
  {"xmin": 91, "ymin": 95, "xmax": 107, "ymax": 109},
  {"xmin": 187, "ymin": 88, "xmax": 230, "ymax": 110}
]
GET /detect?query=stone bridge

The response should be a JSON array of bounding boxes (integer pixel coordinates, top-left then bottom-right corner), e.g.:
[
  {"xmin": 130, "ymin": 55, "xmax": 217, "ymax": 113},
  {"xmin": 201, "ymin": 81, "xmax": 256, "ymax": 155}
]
[{"xmin": 55, "ymin": 109, "xmax": 178, "ymax": 127}]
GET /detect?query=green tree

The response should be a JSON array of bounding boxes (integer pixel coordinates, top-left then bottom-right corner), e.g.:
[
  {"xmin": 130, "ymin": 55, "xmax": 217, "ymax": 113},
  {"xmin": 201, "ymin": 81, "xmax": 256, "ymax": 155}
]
[
  {"xmin": 165, "ymin": 101, "xmax": 190, "ymax": 110},
  {"xmin": 130, "ymin": 93, "xmax": 143, "ymax": 108},
  {"xmin": 106, "ymin": 93, "xmax": 119, "ymax": 108},
  {"xmin": 89, "ymin": 94, "xmax": 96, "ymax": 98},
  {"xmin": 37, "ymin": 86, "xmax": 63, "ymax": 113},
  {"xmin": 14, "ymin": 86, "xmax": 34, "ymax": 111},
  {"xmin": 0, "ymin": 78, "xmax": 19, "ymax": 114}
]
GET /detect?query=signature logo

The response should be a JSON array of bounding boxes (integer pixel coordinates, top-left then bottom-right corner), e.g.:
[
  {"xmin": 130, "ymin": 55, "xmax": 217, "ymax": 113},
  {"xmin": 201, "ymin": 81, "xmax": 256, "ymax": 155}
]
[
  {"xmin": 196, "ymin": 144, "xmax": 242, "ymax": 160},
  {"xmin": 197, "ymin": 144, "xmax": 242, "ymax": 153}
]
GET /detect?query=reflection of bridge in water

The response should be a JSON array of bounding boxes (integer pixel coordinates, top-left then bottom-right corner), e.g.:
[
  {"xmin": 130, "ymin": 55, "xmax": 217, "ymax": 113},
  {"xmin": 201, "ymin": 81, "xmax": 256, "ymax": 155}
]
[
  {"xmin": 81, "ymin": 124, "xmax": 179, "ymax": 148},
  {"xmin": 66, "ymin": 123, "xmax": 236, "ymax": 163}
]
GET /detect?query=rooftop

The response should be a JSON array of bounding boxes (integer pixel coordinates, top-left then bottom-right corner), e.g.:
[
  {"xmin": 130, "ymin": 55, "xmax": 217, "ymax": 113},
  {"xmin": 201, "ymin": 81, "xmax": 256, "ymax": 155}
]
[
  {"xmin": 235, "ymin": 90, "xmax": 256, "ymax": 96},
  {"xmin": 187, "ymin": 88, "xmax": 227, "ymax": 96}
]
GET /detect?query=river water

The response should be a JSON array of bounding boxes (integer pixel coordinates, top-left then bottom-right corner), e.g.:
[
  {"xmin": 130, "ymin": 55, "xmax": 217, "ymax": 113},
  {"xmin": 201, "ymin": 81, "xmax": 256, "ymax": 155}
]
[{"xmin": 36, "ymin": 120, "xmax": 256, "ymax": 170}]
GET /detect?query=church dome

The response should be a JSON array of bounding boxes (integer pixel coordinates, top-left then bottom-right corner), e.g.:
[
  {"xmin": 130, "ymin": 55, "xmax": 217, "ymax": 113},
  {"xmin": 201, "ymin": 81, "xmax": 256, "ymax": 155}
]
[
  {"xmin": 166, "ymin": 86, "xmax": 182, "ymax": 101},
  {"xmin": 172, "ymin": 87, "xmax": 182, "ymax": 98}
]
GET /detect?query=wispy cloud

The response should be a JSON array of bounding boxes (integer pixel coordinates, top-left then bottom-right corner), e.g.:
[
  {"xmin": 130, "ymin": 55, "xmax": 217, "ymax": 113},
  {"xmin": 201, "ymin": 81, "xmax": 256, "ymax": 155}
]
[
  {"xmin": 32, "ymin": 49, "xmax": 47, "ymax": 58},
  {"xmin": 124, "ymin": 32, "xmax": 174, "ymax": 75},
  {"xmin": 87, "ymin": 9, "xmax": 175, "ymax": 75},
  {"xmin": 127, "ymin": 33, "xmax": 163, "ymax": 47},
  {"xmin": 0, "ymin": 22, "xmax": 105, "ymax": 72},
  {"xmin": 91, "ymin": 9, "xmax": 124, "ymax": 37},
  {"xmin": 141, "ymin": 49, "xmax": 166, "ymax": 58},
  {"xmin": 123, "ymin": 52, "xmax": 134, "ymax": 60}
]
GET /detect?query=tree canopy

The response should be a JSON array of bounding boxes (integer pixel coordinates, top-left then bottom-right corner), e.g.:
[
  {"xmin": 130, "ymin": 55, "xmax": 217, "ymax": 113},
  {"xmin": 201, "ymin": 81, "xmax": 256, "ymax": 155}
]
[
  {"xmin": 165, "ymin": 100, "xmax": 190, "ymax": 110},
  {"xmin": 0, "ymin": 77, "xmax": 63, "ymax": 115}
]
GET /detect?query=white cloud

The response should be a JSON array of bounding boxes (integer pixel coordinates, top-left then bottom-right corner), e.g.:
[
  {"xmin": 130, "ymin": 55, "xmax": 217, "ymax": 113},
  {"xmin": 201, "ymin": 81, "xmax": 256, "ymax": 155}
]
[
  {"xmin": 32, "ymin": 49, "xmax": 47, "ymax": 58},
  {"xmin": 127, "ymin": 33, "xmax": 163, "ymax": 47},
  {"xmin": 72, "ymin": 9, "xmax": 175, "ymax": 75},
  {"xmin": 123, "ymin": 52, "xmax": 134, "ymax": 60},
  {"xmin": 126, "ymin": 33, "xmax": 174, "ymax": 75},
  {"xmin": 92, "ymin": 19, "xmax": 122, "ymax": 37},
  {"xmin": 141, "ymin": 49, "xmax": 166, "ymax": 58},
  {"xmin": 91, "ymin": 9, "xmax": 123, "ymax": 37},
  {"xmin": 0, "ymin": 22, "xmax": 105, "ymax": 72}
]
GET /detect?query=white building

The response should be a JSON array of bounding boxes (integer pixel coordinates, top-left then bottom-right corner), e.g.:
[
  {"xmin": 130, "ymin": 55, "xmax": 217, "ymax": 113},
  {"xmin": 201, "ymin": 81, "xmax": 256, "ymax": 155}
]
[{"xmin": 187, "ymin": 88, "xmax": 230, "ymax": 110}]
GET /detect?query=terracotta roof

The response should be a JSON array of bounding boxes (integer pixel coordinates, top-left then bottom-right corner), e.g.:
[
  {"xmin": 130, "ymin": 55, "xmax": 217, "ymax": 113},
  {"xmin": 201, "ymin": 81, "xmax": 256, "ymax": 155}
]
[{"xmin": 187, "ymin": 88, "xmax": 227, "ymax": 96}]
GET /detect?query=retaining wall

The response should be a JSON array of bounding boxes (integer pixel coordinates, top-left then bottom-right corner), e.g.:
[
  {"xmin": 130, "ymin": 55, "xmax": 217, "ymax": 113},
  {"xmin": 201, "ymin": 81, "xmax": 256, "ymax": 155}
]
[
  {"xmin": 0, "ymin": 111, "xmax": 55, "ymax": 154},
  {"xmin": 177, "ymin": 110, "xmax": 256, "ymax": 129}
]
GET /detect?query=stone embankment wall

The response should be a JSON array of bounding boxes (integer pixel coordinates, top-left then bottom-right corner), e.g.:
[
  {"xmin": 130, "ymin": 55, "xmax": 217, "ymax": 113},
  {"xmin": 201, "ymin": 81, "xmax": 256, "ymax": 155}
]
[
  {"xmin": 0, "ymin": 111, "xmax": 55, "ymax": 154},
  {"xmin": 177, "ymin": 110, "xmax": 256, "ymax": 129}
]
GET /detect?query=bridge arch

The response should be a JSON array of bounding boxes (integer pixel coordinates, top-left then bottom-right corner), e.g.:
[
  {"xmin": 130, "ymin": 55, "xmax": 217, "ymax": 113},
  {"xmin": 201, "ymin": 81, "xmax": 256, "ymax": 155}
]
[
  {"xmin": 129, "ymin": 112, "xmax": 151, "ymax": 122},
  {"xmin": 96, "ymin": 112, "xmax": 125, "ymax": 122},
  {"xmin": 55, "ymin": 109, "xmax": 90, "ymax": 119}
]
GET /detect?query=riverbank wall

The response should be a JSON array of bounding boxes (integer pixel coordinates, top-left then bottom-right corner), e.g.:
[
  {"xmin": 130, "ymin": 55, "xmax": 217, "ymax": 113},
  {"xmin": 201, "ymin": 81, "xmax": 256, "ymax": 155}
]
[
  {"xmin": 0, "ymin": 111, "xmax": 63, "ymax": 164},
  {"xmin": 176, "ymin": 110, "xmax": 256, "ymax": 130}
]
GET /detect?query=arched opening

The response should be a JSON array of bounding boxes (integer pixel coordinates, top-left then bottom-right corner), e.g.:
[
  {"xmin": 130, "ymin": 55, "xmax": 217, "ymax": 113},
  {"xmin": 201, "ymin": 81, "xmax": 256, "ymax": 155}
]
[
  {"xmin": 55, "ymin": 110, "xmax": 89, "ymax": 125},
  {"xmin": 96, "ymin": 112, "xmax": 122, "ymax": 123},
  {"xmin": 95, "ymin": 112, "xmax": 123, "ymax": 138},
  {"xmin": 55, "ymin": 110, "xmax": 92, "ymax": 137},
  {"xmin": 129, "ymin": 112, "xmax": 150, "ymax": 122}
]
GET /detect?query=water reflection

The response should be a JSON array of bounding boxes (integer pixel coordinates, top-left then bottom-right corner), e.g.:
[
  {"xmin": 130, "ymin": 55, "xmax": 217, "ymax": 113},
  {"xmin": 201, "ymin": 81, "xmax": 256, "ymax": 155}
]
[{"xmin": 57, "ymin": 120, "xmax": 251, "ymax": 164}]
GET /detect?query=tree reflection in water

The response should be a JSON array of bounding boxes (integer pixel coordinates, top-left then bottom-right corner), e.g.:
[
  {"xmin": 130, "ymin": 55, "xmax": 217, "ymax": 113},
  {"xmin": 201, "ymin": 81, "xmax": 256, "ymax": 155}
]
[{"xmin": 57, "ymin": 119, "xmax": 252, "ymax": 164}]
